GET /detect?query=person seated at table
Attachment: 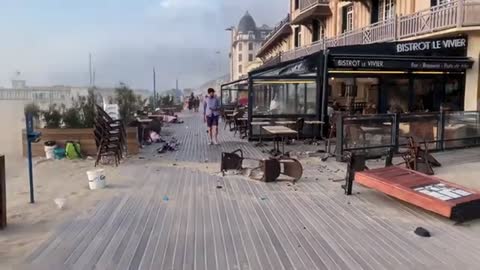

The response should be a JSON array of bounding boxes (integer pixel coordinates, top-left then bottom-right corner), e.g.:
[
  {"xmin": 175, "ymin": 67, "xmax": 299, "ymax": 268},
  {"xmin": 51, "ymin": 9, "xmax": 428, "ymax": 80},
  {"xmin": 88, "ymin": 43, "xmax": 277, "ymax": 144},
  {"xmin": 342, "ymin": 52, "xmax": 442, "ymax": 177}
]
[{"xmin": 269, "ymin": 95, "xmax": 282, "ymax": 114}]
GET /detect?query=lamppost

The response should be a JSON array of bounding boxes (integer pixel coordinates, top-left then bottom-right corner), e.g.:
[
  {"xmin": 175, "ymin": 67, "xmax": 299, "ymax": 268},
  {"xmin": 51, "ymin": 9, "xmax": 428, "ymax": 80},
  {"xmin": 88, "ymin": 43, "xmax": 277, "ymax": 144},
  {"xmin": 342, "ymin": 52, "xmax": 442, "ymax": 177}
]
[{"xmin": 225, "ymin": 26, "xmax": 235, "ymax": 81}]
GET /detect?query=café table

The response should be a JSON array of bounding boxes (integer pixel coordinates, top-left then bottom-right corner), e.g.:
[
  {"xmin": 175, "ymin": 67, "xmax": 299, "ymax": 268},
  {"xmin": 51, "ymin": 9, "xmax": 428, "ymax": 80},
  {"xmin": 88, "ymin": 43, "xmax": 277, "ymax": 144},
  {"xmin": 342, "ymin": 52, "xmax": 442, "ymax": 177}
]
[
  {"xmin": 251, "ymin": 121, "xmax": 271, "ymax": 147},
  {"xmin": 262, "ymin": 126, "xmax": 298, "ymax": 155}
]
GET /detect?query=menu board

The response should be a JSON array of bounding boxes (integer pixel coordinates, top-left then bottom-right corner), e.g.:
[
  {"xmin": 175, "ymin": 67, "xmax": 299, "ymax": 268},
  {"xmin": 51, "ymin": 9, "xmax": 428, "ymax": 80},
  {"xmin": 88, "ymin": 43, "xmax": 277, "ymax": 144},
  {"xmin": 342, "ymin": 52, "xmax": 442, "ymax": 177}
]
[{"xmin": 414, "ymin": 184, "xmax": 472, "ymax": 201}]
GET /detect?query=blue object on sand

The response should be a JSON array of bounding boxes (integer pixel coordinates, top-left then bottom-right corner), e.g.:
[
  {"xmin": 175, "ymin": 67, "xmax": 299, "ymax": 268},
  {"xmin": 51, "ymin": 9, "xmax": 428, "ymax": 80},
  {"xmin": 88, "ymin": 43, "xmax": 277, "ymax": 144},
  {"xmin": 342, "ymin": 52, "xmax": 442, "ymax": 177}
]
[{"xmin": 54, "ymin": 148, "xmax": 66, "ymax": 160}]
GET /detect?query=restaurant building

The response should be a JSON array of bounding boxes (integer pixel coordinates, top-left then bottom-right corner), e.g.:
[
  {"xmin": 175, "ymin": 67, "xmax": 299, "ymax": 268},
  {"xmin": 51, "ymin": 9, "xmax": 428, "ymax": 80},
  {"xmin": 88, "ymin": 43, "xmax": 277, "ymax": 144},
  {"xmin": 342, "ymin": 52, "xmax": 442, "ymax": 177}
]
[{"xmin": 252, "ymin": 0, "xmax": 480, "ymax": 132}]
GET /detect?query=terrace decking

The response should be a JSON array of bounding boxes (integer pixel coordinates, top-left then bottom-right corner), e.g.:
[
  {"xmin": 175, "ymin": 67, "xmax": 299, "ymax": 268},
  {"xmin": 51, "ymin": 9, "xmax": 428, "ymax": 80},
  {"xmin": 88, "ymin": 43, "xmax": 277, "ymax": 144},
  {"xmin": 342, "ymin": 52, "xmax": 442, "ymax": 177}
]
[{"xmin": 23, "ymin": 113, "xmax": 480, "ymax": 270}]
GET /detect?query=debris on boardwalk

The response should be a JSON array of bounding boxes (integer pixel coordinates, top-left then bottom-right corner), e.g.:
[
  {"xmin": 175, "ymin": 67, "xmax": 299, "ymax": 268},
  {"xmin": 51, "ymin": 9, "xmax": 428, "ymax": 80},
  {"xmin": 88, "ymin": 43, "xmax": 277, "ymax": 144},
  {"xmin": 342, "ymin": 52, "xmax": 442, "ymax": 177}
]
[{"xmin": 415, "ymin": 227, "xmax": 431, "ymax": 238}]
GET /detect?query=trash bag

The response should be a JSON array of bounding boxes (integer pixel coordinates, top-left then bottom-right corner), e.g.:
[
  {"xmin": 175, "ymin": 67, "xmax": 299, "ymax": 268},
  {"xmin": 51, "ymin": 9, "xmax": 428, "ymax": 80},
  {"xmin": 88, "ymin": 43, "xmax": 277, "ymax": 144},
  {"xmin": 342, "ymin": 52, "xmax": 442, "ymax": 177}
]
[{"xmin": 65, "ymin": 141, "xmax": 82, "ymax": 160}]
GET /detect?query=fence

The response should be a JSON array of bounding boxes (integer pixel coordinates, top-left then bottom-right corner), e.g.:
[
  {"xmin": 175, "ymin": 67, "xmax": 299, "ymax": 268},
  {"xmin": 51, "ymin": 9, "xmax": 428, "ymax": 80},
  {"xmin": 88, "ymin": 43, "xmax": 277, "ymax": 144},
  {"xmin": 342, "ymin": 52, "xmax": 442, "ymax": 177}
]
[{"xmin": 335, "ymin": 111, "xmax": 480, "ymax": 158}]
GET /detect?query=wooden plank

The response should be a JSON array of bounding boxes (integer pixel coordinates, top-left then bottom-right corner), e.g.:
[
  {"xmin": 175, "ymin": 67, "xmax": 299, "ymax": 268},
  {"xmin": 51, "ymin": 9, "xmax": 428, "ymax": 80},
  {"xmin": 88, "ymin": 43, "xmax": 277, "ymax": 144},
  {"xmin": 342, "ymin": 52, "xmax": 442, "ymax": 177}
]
[{"xmin": 137, "ymin": 170, "xmax": 176, "ymax": 270}]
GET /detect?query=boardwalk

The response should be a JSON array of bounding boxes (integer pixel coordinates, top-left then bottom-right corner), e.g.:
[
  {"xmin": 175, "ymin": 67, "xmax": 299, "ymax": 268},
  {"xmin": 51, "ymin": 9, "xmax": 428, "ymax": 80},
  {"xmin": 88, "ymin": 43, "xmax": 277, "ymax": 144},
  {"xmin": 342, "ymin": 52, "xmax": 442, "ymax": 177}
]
[{"xmin": 23, "ymin": 113, "xmax": 480, "ymax": 270}]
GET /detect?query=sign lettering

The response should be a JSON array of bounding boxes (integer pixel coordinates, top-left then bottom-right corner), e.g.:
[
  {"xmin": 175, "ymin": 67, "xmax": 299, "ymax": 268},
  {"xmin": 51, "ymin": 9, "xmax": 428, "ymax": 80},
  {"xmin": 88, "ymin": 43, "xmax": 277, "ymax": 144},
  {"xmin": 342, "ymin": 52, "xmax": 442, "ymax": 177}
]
[
  {"xmin": 396, "ymin": 38, "xmax": 467, "ymax": 53},
  {"xmin": 332, "ymin": 58, "xmax": 472, "ymax": 70}
]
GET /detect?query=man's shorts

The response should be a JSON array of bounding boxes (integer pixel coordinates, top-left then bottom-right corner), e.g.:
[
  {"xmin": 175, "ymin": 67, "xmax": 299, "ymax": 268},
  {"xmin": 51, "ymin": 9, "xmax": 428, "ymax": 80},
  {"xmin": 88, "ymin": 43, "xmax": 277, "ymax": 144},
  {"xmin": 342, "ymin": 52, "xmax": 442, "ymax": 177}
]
[{"xmin": 206, "ymin": 115, "xmax": 219, "ymax": 127}]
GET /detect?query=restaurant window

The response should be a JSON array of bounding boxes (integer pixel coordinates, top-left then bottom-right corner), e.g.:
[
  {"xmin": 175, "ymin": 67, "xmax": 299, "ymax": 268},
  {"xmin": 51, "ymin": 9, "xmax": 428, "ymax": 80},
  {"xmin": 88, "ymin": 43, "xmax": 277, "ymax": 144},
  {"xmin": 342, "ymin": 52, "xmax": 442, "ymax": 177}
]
[
  {"xmin": 294, "ymin": 27, "xmax": 301, "ymax": 48},
  {"xmin": 248, "ymin": 54, "xmax": 254, "ymax": 62},
  {"xmin": 238, "ymin": 54, "xmax": 242, "ymax": 62},
  {"xmin": 444, "ymin": 76, "xmax": 464, "ymax": 111},
  {"xmin": 238, "ymin": 42, "xmax": 243, "ymax": 51},
  {"xmin": 378, "ymin": 0, "xmax": 395, "ymax": 21},
  {"xmin": 413, "ymin": 78, "xmax": 444, "ymax": 112},
  {"xmin": 252, "ymin": 80, "xmax": 317, "ymax": 115},
  {"xmin": 248, "ymin": 42, "xmax": 253, "ymax": 50},
  {"xmin": 384, "ymin": 77, "xmax": 409, "ymax": 113}
]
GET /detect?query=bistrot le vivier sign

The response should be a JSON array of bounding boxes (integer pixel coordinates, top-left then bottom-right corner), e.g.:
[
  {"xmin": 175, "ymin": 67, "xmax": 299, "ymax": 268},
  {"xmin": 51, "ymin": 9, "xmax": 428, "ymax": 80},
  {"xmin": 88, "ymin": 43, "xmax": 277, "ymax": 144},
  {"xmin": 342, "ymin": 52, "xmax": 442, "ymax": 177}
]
[{"xmin": 395, "ymin": 37, "xmax": 467, "ymax": 54}]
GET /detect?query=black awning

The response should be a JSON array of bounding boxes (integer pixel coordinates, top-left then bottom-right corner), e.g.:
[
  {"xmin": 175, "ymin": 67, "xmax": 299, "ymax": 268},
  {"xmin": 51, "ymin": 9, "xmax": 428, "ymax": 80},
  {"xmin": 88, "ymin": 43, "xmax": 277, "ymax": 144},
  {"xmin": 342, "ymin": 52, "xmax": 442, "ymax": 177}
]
[{"xmin": 329, "ymin": 54, "xmax": 474, "ymax": 71}]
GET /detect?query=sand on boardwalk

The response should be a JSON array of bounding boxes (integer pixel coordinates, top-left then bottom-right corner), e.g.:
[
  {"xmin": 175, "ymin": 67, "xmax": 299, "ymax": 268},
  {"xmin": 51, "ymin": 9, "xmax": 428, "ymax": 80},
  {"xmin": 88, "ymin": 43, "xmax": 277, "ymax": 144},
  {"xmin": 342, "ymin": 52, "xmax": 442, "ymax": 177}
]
[{"xmin": 0, "ymin": 157, "xmax": 136, "ymax": 267}]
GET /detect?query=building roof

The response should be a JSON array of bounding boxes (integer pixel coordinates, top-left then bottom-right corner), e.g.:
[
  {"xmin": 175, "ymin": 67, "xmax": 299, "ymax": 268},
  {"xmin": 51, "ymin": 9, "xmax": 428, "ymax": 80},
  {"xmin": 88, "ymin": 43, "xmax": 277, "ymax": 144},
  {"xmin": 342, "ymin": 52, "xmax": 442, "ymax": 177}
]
[{"xmin": 238, "ymin": 11, "xmax": 257, "ymax": 33}]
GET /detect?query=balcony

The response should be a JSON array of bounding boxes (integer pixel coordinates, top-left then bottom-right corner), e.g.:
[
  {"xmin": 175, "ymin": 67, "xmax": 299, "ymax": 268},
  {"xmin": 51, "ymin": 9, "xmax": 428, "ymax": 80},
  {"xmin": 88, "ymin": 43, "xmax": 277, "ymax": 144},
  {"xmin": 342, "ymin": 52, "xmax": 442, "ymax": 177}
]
[
  {"xmin": 291, "ymin": 0, "xmax": 331, "ymax": 25},
  {"xmin": 280, "ymin": 0, "xmax": 480, "ymax": 63},
  {"xmin": 257, "ymin": 14, "xmax": 292, "ymax": 59}
]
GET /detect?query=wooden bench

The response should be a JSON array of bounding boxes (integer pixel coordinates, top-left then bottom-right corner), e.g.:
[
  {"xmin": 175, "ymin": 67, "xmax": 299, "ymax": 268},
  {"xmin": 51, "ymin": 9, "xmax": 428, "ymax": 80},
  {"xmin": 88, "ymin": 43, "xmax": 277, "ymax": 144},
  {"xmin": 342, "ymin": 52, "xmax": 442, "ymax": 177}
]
[{"xmin": 355, "ymin": 166, "xmax": 480, "ymax": 222}]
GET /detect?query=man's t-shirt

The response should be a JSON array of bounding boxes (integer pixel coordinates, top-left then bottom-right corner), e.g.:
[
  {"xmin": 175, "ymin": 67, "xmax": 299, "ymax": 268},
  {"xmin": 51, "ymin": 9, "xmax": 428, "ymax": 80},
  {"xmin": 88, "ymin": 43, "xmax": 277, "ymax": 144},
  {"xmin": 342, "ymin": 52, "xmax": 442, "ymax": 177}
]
[{"xmin": 204, "ymin": 95, "xmax": 221, "ymax": 117}]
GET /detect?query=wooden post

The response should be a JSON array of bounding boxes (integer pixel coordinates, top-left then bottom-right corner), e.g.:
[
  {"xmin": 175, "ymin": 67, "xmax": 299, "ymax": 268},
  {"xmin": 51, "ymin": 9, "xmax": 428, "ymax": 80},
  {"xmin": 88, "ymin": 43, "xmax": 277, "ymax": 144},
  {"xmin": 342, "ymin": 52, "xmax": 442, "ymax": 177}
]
[{"xmin": 0, "ymin": 155, "xmax": 6, "ymax": 229}]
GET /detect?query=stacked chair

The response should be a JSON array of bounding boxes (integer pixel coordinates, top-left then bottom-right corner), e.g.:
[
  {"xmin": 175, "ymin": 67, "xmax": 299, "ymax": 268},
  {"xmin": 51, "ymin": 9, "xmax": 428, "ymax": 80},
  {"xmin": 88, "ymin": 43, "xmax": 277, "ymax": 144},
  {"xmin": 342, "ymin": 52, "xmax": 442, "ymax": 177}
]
[{"xmin": 94, "ymin": 105, "xmax": 127, "ymax": 166}]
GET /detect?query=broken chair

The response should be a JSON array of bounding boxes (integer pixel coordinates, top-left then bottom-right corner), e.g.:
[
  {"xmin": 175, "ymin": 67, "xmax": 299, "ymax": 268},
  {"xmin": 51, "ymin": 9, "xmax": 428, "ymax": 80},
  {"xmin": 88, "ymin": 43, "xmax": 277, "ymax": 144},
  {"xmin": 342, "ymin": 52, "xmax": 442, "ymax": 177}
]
[
  {"xmin": 220, "ymin": 149, "xmax": 303, "ymax": 183},
  {"xmin": 399, "ymin": 137, "xmax": 441, "ymax": 175}
]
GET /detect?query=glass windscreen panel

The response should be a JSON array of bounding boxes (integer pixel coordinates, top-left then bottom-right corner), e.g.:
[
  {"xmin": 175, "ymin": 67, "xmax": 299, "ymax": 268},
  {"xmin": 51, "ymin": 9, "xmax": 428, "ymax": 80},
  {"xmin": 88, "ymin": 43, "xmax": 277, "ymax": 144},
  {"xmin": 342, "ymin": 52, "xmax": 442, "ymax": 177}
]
[
  {"xmin": 444, "ymin": 111, "xmax": 480, "ymax": 148},
  {"xmin": 252, "ymin": 80, "xmax": 317, "ymax": 116}
]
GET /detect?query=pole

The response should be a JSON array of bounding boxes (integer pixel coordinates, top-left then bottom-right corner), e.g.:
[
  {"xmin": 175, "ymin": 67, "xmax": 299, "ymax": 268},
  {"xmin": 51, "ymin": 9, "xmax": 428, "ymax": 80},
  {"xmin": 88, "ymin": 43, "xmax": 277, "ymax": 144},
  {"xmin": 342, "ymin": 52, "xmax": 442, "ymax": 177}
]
[
  {"xmin": 320, "ymin": 50, "xmax": 329, "ymax": 137},
  {"xmin": 25, "ymin": 114, "xmax": 35, "ymax": 204},
  {"xmin": 153, "ymin": 67, "xmax": 157, "ymax": 107},
  {"xmin": 89, "ymin": 53, "xmax": 92, "ymax": 86},
  {"xmin": 0, "ymin": 155, "xmax": 6, "ymax": 229}
]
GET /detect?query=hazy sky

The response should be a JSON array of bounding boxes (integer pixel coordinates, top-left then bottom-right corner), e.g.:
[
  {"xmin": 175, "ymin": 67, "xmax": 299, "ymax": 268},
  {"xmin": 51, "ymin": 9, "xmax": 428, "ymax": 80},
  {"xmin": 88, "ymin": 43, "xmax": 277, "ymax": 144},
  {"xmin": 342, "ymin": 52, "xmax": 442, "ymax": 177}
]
[{"xmin": 0, "ymin": 0, "xmax": 287, "ymax": 90}]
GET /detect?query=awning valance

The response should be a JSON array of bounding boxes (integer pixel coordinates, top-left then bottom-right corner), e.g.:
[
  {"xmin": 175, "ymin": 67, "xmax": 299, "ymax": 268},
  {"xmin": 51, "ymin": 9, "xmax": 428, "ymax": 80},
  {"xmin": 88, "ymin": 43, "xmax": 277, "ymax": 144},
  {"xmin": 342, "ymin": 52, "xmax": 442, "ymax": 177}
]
[{"xmin": 329, "ymin": 54, "xmax": 473, "ymax": 71}]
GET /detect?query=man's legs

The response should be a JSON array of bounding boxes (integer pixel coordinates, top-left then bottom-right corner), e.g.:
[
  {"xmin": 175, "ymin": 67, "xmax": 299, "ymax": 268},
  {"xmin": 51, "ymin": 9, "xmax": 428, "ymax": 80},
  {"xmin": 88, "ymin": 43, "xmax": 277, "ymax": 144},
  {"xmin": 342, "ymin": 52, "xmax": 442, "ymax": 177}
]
[
  {"xmin": 206, "ymin": 116, "xmax": 214, "ymax": 144},
  {"xmin": 212, "ymin": 115, "xmax": 219, "ymax": 144}
]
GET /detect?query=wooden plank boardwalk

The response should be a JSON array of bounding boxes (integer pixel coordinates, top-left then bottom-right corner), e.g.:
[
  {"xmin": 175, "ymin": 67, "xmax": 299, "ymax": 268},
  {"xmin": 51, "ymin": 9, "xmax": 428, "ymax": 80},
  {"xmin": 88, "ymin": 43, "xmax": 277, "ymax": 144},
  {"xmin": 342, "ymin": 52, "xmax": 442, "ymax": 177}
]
[{"xmin": 22, "ymin": 113, "xmax": 480, "ymax": 269}]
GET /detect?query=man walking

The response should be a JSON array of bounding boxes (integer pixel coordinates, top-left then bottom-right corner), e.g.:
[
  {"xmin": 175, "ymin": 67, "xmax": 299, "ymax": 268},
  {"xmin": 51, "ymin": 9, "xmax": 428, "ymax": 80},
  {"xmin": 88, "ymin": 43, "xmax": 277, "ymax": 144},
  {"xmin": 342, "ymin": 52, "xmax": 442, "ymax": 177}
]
[{"xmin": 203, "ymin": 88, "xmax": 221, "ymax": 145}]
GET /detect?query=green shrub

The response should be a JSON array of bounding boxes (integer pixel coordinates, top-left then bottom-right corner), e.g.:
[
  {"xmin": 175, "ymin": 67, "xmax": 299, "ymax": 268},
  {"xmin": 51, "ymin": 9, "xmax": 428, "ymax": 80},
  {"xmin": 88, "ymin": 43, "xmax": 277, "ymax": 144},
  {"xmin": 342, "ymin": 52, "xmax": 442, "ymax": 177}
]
[{"xmin": 42, "ymin": 104, "xmax": 62, "ymax": 128}]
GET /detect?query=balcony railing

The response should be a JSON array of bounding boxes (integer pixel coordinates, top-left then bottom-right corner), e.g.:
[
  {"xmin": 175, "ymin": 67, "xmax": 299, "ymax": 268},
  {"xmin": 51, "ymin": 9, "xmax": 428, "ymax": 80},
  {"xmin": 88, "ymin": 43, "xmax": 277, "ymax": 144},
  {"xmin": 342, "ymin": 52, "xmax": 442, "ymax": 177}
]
[
  {"xmin": 261, "ymin": 14, "xmax": 291, "ymax": 47},
  {"xmin": 277, "ymin": 0, "xmax": 479, "ymax": 63},
  {"xmin": 300, "ymin": 0, "xmax": 330, "ymax": 12}
]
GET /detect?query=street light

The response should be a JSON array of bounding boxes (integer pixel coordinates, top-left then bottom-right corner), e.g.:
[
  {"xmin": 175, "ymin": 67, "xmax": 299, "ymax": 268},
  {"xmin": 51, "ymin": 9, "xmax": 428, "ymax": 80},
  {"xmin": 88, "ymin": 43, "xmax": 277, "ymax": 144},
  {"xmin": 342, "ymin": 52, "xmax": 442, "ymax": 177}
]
[{"xmin": 225, "ymin": 26, "xmax": 235, "ymax": 81}]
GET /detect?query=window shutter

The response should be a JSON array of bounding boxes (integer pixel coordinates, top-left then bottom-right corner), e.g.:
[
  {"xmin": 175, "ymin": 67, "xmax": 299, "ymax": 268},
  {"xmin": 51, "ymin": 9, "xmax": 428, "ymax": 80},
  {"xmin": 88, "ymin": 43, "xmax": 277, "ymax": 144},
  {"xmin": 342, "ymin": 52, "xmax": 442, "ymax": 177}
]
[
  {"xmin": 342, "ymin": 6, "xmax": 348, "ymax": 33},
  {"xmin": 371, "ymin": 0, "xmax": 379, "ymax": 23}
]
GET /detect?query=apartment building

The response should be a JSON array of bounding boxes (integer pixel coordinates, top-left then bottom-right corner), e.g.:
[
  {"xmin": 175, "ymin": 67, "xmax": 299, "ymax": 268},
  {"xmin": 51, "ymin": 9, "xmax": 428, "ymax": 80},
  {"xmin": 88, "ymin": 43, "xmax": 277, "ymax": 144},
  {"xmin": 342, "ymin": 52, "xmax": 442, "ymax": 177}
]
[
  {"xmin": 253, "ymin": 0, "xmax": 480, "ymax": 119},
  {"xmin": 228, "ymin": 12, "xmax": 272, "ymax": 81}
]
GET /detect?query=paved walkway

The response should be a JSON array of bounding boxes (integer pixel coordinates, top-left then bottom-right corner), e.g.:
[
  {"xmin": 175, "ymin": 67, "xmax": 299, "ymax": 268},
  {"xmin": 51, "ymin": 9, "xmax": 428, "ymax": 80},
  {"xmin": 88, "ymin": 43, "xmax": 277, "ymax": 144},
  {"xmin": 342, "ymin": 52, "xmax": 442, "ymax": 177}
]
[{"xmin": 23, "ymin": 113, "xmax": 480, "ymax": 269}]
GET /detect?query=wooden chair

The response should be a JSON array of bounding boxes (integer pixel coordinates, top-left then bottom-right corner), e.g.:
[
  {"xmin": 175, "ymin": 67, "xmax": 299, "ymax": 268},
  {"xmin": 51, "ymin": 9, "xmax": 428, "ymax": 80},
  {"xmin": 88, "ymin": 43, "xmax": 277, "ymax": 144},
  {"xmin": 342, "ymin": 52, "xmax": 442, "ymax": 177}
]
[
  {"xmin": 233, "ymin": 110, "xmax": 246, "ymax": 137},
  {"xmin": 94, "ymin": 105, "xmax": 127, "ymax": 166},
  {"xmin": 295, "ymin": 118, "xmax": 305, "ymax": 140}
]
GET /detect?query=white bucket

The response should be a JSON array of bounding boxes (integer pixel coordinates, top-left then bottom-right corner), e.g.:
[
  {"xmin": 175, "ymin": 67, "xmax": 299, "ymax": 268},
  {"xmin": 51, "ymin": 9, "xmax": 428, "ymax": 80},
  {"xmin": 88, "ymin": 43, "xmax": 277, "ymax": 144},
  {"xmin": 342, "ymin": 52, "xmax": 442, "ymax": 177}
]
[
  {"xmin": 44, "ymin": 145, "xmax": 57, "ymax": 160},
  {"xmin": 87, "ymin": 169, "xmax": 107, "ymax": 190}
]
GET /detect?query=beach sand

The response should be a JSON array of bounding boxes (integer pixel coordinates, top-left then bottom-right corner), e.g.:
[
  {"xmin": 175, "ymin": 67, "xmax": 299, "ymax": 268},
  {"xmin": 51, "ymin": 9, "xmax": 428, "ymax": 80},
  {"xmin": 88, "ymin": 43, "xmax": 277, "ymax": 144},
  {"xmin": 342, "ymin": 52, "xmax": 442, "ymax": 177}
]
[
  {"xmin": 0, "ymin": 158, "xmax": 132, "ymax": 267},
  {"xmin": 0, "ymin": 152, "xmax": 224, "ymax": 268}
]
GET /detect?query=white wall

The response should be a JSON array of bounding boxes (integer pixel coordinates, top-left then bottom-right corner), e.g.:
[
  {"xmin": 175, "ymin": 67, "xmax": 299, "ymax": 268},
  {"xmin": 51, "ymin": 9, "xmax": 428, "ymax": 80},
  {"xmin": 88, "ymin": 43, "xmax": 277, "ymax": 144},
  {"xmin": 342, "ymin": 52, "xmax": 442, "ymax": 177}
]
[{"xmin": 0, "ymin": 100, "xmax": 28, "ymax": 167}]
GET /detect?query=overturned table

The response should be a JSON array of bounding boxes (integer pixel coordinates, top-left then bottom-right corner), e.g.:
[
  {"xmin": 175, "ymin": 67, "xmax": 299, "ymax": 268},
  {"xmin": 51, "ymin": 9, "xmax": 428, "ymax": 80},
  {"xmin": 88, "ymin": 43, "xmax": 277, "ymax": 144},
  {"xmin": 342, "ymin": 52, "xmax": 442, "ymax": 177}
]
[{"xmin": 262, "ymin": 126, "xmax": 298, "ymax": 155}]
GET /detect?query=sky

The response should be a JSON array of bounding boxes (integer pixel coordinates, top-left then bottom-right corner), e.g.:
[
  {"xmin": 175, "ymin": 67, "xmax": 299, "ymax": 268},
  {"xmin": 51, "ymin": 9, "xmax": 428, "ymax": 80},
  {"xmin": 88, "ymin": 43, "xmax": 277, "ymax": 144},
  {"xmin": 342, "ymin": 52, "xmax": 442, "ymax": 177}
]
[{"xmin": 0, "ymin": 0, "xmax": 288, "ymax": 91}]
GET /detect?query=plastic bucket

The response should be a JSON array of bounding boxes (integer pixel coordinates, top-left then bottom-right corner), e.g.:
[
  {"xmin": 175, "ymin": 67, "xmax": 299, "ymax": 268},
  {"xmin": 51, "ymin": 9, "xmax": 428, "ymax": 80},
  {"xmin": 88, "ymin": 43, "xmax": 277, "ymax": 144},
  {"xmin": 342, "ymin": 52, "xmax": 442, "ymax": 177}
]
[
  {"xmin": 86, "ymin": 169, "xmax": 107, "ymax": 190},
  {"xmin": 44, "ymin": 145, "xmax": 57, "ymax": 160}
]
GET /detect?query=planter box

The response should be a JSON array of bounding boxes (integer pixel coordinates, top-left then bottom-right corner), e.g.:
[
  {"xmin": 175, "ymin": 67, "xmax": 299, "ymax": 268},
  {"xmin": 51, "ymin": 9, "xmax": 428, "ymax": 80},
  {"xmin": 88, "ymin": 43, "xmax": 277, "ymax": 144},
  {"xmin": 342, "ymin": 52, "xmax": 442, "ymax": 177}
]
[{"xmin": 22, "ymin": 128, "xmax": 139, "ymax": 157}]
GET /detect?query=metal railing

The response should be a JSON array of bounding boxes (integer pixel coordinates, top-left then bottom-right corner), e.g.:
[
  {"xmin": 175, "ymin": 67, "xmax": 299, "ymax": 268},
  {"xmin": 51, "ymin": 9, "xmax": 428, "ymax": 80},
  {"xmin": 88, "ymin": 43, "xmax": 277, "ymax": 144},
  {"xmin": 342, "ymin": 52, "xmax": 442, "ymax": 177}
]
[
  {"xmin": 261, "ymin": 14, "xmax": 291, "ymax": 46},
  {"xmin": 264, "ymin": 0, "xmax": 479, "ymax": 63},
  {"xmin": 300, "ymin": 0, "xmax": 330, "ymax": 12},
  {"xmin": 335, "ymin": 111, "xmax": 480, "ymax": 157}
]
